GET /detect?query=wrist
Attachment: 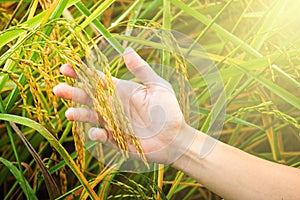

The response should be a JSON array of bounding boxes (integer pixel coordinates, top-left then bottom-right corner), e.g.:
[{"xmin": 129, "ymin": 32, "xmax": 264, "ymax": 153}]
[{"xmin": 171, "ymin": 126, "xmax": 207, "ymax": 170}]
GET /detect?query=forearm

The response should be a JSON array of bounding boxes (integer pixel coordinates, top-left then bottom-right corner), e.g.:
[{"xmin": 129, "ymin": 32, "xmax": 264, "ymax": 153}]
[{"xmin": 172, "ymin": 127, "xmax": 300, "ymax": 199}]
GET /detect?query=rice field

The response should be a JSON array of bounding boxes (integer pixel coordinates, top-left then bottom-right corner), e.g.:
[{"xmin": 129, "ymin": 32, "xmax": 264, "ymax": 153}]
[{"xmin": 0, "ymin": 0, "xmax": 299, "ymax": 199}]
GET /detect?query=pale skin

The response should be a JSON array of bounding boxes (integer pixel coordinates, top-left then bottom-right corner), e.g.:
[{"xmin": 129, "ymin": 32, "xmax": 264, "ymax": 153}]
[{"xmin": 53, "ymin": 48, "xmax": 300, "ymax": 199}]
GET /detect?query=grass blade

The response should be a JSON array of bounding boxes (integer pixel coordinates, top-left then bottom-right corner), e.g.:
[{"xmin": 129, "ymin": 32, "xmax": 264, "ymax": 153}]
[
  {"xmin": 162, "ymin": 0, "xmax": 171, "ymax": 69},
  {"xmin": 0, "ymin": 114, "xmax": 99, "ymax": 200},
  {"xmin": 185, "ymin": 0, "xmax": 234, "ymax": 56},
  {"xmin": 0, "ymin": 157, "xmax": 38, "ymax": 200},
  {"xmin": 9, "ymin": 122, "xmax": 60, "ymax": 200},
  {"xmin": 235, "ymin": 63, "xmax": 300, "ymax": 109},
  {"xmin": 111, "ymin": 0, "xmax": 143, "ymax": 28},
  {"xmin": 0, "ymin": 0, "xmax": 79, "ymax": 52},
  {"xmin": 75, "ymin": 1, "xmax": 124, "ymax": 54},
  {"xmin": 0, "ymin": 94, "xmax": 24, "ymax": 193},
  {"xmin": 166, "ymin": 171, "xmax": 184, "ymax": 199},
  {"xmin": 171, "ymin": 0, "xmax": 262, "ymax": 57},
  {"xmin": 79, "ymin": 0, "xmax": 115, "ymax": 28},
  {"xmin": 250, "ymin": 0, "xmax": 284, "ymax": 50}
]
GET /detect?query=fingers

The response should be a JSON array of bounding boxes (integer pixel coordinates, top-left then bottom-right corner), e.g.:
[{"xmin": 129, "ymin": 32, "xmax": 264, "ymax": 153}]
[
  {"xmin": 88, "ymin": 127, "xmax": 109, "ymax": 142},
  {"xmin": 65, "ymin": 107, "xmax": 102, "ymax": 124},
  {"xmin": 123, "ymin": 47, "xmax": 161, "ymax": 85},
  {"xmin": 53, "ymin": 83, "xmax": 93, "ymax": 106},
  {"xmin": 97, "ymin": 71, "xmax": 120, "ymax": 90},
  {"xmin": 60, "ymin": 64, "xmax": 78, "ymax": 78}
]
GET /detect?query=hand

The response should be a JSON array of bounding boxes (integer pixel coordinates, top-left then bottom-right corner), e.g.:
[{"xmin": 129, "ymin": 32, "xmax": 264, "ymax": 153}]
[{"xmin": 53, "ymin": 48, "xmax": 195, "ymax": 164}]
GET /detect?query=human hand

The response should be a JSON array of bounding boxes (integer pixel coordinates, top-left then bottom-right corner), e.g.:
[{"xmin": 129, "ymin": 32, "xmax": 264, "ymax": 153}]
[{"xmin": 53, "ymin": 48, "xmax": 195, "ymax": 164}]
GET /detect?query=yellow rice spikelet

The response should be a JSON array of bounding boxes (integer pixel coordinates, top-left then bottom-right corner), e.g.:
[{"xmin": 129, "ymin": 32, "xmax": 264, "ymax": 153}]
[
  {"xmin": 158, "ymin": 30, "xmax": 191, "ymax": 120},
  {"xmin": 72, "ymin": 119, "xmax": 86, "ymax": 173},
  {"xmin": 72, "ymin": 46, "xmax": 148, "ymax": 167},
  {"xmin": 59, "ymin": 166, "xmax": 68, "ymax": 194}
]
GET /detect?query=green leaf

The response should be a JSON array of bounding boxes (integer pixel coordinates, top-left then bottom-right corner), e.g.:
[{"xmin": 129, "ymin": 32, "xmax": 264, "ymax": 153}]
[
  {"xmin": 10, "ymin": 122, "xmax": 60, "ymax": 200},
  {"xmin": 0, "ymin": 114, "xmax": 99, "ymax": 200},
  {"xmin": 171, "ymin": 0, "xmax": 262, "ymax": 58},
  {"xmin": 75, "ymin": 1, "xmax": 124, "ymax": 54},
  {"xmin": 235, "ymin": 64, "xmax": 300, "ymax": 109},
  {"xmin": 0, "ymin": 157, "xmax": 38, "ymax": 200},
  {"xmin": 0, "ymin": 0, "xmax": 79, "ymax": 52}
]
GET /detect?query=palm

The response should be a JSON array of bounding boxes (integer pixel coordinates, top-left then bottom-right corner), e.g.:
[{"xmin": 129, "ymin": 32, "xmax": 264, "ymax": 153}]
[
  {"xmin": 54, "ymin": 48, "xmax": 191, "ymax": 164},
  {"xmin": 119, "ymin": 82, "xmax": 185, "ymax": 162}
]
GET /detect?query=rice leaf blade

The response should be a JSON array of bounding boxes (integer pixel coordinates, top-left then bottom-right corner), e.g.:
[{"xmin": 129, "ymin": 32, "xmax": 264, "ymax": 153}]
[
  {"xmin": 0, "ymin": 114, "xmax": 99, "ymax": 200},
  {"xmin": 0, "ymin": 157, "xmax": 38, "ymax": 200}
]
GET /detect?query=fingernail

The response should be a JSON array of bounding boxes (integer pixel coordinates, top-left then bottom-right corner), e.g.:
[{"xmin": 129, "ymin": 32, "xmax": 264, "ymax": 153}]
[
  {"xmin": 60, "ymin": 64, "xmax": 70, "ymax": 74},
  {"xmin": 65, "ymin": 108, "xmax": 74, "ymax": 120},
  {"xmin": 53, "ymin": 85, "xmax": 58, "ymax": 95},
  {"xmin": 124, "ymin": 47, "xmax": 134, "ymax": 55},
  {"xmin": 88, "ymin": 128, "xmax": 98, "ymax": 141},
  {"xmin": 53, "ymin": 83, "xmax": 67, "ymax": 96}
]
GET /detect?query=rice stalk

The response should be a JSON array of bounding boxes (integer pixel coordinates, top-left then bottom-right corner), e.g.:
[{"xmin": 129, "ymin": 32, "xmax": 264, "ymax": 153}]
[
  {"xmin": 0, "ymin": 157, "xmax": 38, "ymax": 200},
  {"xmin": 157, "ymin": 164, "xmax": 164, "ymax": 200},
  {"xmin": 0, "ymin": 114, "xmax": 99, "ymax": 199},
  {"xmin": 166, "ymin": 171, "xmax": 185, "ymax": 199},
  {"xmin": 154, "ymin": 29, "xmax": 190, "ymax": 121},
  {"xmin": 259, "ymin": 97, "xmax": 280, "ymax": 161},
  {"xmin": 230, "ymin": 101, "xmax": 300, "ymax": 131},
  {"xmin": 72, "ymin": 118, "xmax": 86, "ymax": 172},
  {"xmin": 1, "ymin": 20, "xmax": 90, "ymax": 192},
  {"xmin": 1, "ymin": 1, "xmax": 299, "ymax": 199},
  {"xmin": 59, "ymin": 166, "xmax": 68, "ymax": 194},
  {"xmin": 6, "ymin": 28, "xmax": 61, "ymax": 132},
  {"xmin": 80, "ymin": 165, "xmax": 116, "ymax": 200},
  {"xmin": 72, "ymin": 48, "xmax": 148, "ymax": 167},
  {"xmin": 53, "ymin": 20, "xmax": 149, "ymax": 167}
]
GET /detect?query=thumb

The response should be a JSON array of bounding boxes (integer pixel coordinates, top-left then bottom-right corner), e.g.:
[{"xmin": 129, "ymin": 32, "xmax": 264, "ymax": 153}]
[{"xmin": 123, "ymin": 47, "xmax": 160, "ymax": 84}]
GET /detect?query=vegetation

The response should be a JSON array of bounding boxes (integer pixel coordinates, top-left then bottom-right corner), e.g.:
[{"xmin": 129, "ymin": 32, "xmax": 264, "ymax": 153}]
[{"xmin": 0, "ymin": 0, "xmax": 299, "ymax": 199}]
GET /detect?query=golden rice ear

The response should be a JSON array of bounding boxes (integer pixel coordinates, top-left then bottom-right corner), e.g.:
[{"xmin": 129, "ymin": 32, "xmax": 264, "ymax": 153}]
[
  {"xmin": 72, "ymin": 47, "xmax": 149, "ymax": 168},
  {"xmin": 157, "ymin": 30, "xmax": 190, "ymax": 122},
  {"xmin": 4, "ymin": 18, "xmax": 149, "ymax": 169},
  {"xmin": 72, "ymin": 117, "xmax": 85, "ymax": 173}
]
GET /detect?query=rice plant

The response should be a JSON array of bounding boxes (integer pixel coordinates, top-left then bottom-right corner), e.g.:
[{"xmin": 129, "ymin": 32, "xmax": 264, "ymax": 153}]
[{"xmin": 0, "ymin": 0, "xmax": 299, "ymax": 199}]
